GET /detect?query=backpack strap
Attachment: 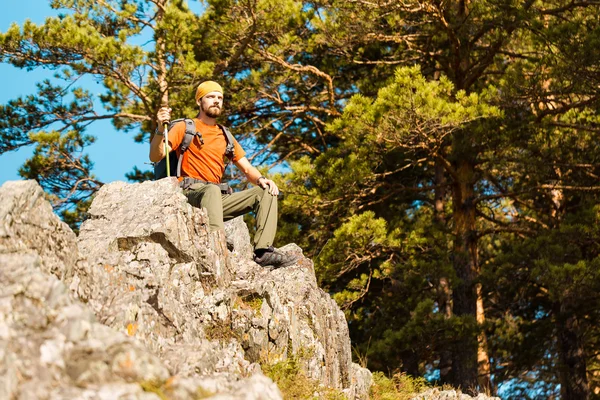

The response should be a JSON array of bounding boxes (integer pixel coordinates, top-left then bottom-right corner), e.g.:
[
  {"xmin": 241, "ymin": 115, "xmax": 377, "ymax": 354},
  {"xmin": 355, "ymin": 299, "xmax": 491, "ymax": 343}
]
[
  {"xmin": 217, "ymin": 124, "xmax": 236, "ymax": 161},
  {"xmin": 167, "ymin": 118, "xmax": 202, "ymax": 177}
]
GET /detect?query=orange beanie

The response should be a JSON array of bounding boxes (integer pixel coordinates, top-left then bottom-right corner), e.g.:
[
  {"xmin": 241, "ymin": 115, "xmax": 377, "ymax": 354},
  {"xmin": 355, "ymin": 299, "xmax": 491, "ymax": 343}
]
[{"xmin": 195, "ymin": 81, "xmax": 223, "ymax": 103}]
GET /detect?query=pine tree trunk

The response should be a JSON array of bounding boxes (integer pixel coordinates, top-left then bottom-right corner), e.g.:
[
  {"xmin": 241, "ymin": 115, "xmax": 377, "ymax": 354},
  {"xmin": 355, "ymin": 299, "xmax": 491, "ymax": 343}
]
[
  {"xmin": 476, "ymin": 283, "xmax": 494, "ymax": 394},
  {"xmin": 435, "ymin": 161, "xmax": 454, "ymax": 384},
  {"xmin": 557, "ymin": 306, "xmax": 590, "ymax": 400},
  {"xmin": 554, "ymin": 296, "xmax": 590, "ymax": 400},
  {"xmin": 401, "ymin": 350, "xmax": 420, "ymax": 377},
  {"xmin": 550, "ymin": 174, "xmax": 589, "ymax": 399},
  {"xmin": 449, "ymin": 159, "xmax": 479, "ymax": 393},
  {"xmin": 435, "ymin": 161, "xmax": 447, "ymax": 220},
  {"xmin": 438, "ymin": 275, "xmax": 453, "ymax": 383}
]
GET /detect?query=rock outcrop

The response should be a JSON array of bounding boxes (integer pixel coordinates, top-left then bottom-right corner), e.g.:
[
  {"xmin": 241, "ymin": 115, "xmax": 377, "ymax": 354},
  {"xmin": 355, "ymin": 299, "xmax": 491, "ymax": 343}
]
[
  {"xmin": 0, "ymin": 179, "xmax": 371, "ymax": 399},
  {"xmin": 0, "ymin": 180, "xmax": 78, "ymax": 279},
  {"xmin": 1, "ymin": 179, "xmax": 503, "ymax": 400}
]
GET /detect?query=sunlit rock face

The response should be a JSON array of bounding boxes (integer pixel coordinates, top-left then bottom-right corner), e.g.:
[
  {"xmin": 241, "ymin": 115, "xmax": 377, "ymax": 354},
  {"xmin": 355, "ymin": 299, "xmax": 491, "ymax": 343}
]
[{"xmin": 0, "ymin": 179, "xmax": 372, "ymax": 400}]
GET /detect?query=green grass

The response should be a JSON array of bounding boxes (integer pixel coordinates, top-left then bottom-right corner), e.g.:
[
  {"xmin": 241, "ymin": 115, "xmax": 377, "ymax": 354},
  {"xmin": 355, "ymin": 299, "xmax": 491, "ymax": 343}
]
[
  {"xmin": 261, "ymin": 353, "xmax": 347, "ymax": 400},
  {"xmin": 370, "ymin": 372, "xmax": 430, "ymax": 400}
]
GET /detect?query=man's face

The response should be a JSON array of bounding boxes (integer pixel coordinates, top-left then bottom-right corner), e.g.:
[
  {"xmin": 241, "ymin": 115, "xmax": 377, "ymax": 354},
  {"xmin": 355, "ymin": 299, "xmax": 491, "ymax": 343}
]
[{"xmin": 199, "ymin": 91, "xmax": 223, "ymax": 118}]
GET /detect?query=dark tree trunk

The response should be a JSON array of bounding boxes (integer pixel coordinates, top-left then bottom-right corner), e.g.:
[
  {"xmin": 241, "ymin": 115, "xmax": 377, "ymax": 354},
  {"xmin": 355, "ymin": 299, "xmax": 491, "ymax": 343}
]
[
  {"xmin": 550, "ymin": 177, "xmax": 588, "ymax": 399},
  {"xmin": 435, "ymin": 161, "xmax": 454, "ymax": 385},
  {"xmin": 556, "ymin": 303, "xmax": 590, "ymax": 400},
  {"xmin": 476, "ymin": 283, "xmax": 494, "ymax": 394},
  {"xmin": 435, "ymin": 161, "xmax": 447, "ymax": 220},
  {"xmin": 400, "ymin": 349, "xmax": 420, "ymax": 377},
  {"xmin": 449, "ymin": 159, "xmax": 479, "ymax": 394}
]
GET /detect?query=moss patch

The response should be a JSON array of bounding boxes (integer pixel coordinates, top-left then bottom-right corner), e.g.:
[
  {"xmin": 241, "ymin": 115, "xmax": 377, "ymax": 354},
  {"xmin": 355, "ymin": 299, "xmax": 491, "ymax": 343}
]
[
  {"xmin": 204, "ymin": 317, "xmax": 240, "ymax": 341},
  {"xmin": 140, "ymin": 380, "xmax": 168, "ymax": 400},
  {"xmin": 234, "ymin": 293, "xmax": 264, "ymax": 316},
  {"xmin": 195, "ymin": 386, "xmax": 214, "ymax": 399},
  {"xmin": 141, "ymin": 379, "xmax": 215, "ymax": 400}
]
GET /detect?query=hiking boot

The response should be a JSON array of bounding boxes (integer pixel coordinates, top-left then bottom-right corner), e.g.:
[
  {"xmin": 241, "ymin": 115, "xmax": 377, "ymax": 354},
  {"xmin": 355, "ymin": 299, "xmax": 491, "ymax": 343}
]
[{"xmin": 253, "ymin": 246, "xmax": 298, "ymax": 269}]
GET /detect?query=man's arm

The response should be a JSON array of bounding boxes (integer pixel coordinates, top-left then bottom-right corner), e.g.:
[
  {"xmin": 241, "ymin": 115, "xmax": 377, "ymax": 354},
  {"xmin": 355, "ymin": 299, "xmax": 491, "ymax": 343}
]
[
  {"xmin": 149, "ymin": 133, "xmax": 171, "ymax": 162},
  {"xmin": 234, "ymin": 157, "xmax": 279, "ymax": 196}
]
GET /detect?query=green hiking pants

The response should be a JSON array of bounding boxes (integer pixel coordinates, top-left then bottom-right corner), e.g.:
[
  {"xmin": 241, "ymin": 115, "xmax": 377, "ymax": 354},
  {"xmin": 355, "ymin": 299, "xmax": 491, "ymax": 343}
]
[{"xmin": 185, "ymin": 183, "xmax": 277, "ymax": 250}]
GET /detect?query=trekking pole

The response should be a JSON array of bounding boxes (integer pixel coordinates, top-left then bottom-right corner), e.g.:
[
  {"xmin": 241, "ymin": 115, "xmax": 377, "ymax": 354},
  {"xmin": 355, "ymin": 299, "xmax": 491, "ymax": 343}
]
[
  {"xmin": 164, "ymin": 120, "xmax": 170, "ymax": 177},
  {"xmin": 161, "ymin": 99, "xmax": 171, "ymax": 177}
]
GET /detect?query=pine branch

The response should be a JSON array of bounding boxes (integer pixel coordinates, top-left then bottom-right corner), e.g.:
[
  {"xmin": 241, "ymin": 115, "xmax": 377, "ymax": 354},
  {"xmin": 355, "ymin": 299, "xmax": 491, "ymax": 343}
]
[
  {"xmin": 539, "ymin": 1, "xmax": 600, "ymax": 15},
  {"xmin": 539, "ymin": 184, "xmax": 600, "ymax": 191},
  {"xmin": 254, "ymin": 47, "xmax": 340, "ymax": 116},
  {"xmin": 477, "ymin": 227, "xmax": 535, "ymax": 238}
]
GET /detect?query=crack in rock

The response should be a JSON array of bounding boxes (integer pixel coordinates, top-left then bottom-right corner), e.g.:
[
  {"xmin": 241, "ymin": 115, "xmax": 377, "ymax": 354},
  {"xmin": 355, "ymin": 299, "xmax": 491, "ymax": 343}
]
[{"xmin": 116, "ymin": 232, "xmax": 193, "ymax": 263}]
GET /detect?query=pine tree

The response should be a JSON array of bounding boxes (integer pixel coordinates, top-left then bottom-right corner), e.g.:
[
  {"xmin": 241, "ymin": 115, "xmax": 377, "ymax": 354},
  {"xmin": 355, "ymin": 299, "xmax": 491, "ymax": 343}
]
[
  {"xmin": 276, "ymin": 1, "xmax": 600, "ymax": 395},
  {"xmin": 0, "ymin": 0, "xmax": 341, "ymax": 225},
  {"xmin": 279, "ymin": 65, "xmax": 502, "ymax": 390}
]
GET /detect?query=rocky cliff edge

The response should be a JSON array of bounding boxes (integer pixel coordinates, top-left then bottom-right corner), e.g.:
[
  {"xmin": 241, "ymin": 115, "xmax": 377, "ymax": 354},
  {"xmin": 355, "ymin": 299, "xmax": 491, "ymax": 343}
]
[{"xmin": 0, "ymin": 179, "xmax": 371, "ymax": 400}]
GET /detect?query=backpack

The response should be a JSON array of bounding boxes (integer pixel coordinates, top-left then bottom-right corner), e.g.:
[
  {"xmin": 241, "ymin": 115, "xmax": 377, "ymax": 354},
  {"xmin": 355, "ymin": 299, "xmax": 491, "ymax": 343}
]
[{"xmin": 153, "ymin": 118, "xmax": 236, "ymax": 180}]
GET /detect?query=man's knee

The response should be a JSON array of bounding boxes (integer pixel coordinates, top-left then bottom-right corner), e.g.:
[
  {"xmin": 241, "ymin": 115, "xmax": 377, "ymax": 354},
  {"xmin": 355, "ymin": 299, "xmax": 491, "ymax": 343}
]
[
  {"xmin": 203, "ymin": 183, "xmax": 223, "ymax": 198},
  {"xmin": 187, "ymin": 184, "xmax": 223, "ymax": 210},
  {"xmin": 251, "ymin": 185, "xmax": 267, "ymax": 197},
  {"xmin": 253, "ymin": 185, "xmax": 279, "ymax": 206},
  {"xmin": 200, "ymin": 185, "xmax": 225, "ymax": 231},
  {"xmin": 200, "ymin": 184, "xmax": 224, "ymax": 209}
]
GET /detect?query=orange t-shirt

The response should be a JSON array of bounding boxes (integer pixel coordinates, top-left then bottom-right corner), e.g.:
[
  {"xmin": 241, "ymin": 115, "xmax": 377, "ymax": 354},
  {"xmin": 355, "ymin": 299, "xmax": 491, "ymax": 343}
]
[{"xmin": 168, "ymin": 119, "xmax": 246, "ymax": 183}]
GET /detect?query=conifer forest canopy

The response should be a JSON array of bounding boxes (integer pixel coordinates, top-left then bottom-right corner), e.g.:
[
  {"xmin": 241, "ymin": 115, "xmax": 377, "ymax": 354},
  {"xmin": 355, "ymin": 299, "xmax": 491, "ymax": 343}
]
[{"xmin": 2, "ymin": 0, "xmax": 600, "ymax": 398}]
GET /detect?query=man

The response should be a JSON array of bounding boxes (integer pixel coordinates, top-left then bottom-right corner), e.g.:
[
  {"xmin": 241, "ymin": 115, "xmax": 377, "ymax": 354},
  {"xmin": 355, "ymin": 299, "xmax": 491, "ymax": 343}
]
[{"xmin": 149, "ymin": 81, "xmax": 297, "ymax": 269}]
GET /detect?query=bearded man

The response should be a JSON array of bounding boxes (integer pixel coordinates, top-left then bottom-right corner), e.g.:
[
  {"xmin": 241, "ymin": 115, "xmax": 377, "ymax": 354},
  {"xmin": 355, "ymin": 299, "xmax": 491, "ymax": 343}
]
[{"xmin": 150, "ymin": 81, "xmax": 297, "ymax": 269}]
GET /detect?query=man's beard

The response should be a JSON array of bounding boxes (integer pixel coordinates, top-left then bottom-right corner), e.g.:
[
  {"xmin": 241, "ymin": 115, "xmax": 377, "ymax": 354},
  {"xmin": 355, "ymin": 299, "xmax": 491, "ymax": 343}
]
[{"xmin": 202, "ymin": 102, "xmax": 222, "ymax": 118}]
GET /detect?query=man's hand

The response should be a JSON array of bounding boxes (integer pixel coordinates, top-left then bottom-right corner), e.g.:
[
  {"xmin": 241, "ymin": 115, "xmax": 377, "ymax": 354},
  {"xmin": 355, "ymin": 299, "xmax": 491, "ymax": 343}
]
[
  {"xmin": 149, "ymin": 107, "xmax": 172, "ymax": 162},
  {"xmin": 233, "ymin": 158, "xmax": 280, "ymax": 195},
  {"xmin": 156, "ymin": 107, "xmax": 172, "ymax": 132},
  {"xmin": 258, "ymin": 177, "xmax": 279, "ymax": 196}
]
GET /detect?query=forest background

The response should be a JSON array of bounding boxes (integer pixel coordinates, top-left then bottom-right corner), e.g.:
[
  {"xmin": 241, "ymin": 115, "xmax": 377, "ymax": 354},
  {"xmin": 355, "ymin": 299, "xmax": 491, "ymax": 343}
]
[{"xmin": 2, "ymin": 0, "xmax": 600, "ymax": 399}]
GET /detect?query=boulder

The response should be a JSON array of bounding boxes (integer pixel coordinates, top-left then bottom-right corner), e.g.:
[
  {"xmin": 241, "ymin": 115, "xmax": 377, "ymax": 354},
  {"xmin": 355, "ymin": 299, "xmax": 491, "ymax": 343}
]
[
  {"xmin": 0, "ymin": 180, "xmax": 281, "ymax": 400},
  {"xmin": 0, "ymin": 180, "xmax": 77, "ymax": 279},
  {"xmin": 228, "ymin": 243, "xmax": 370, "ymax": 397},
  {"xmin": 0, "ymin": 179, "xmax": 371, "ymax": 399},
  {"xmin": 0, "ymin": 252, "xmax": 169, "ymax": 399},
  {"xmin": 74, "ymin": 179, "xmax": 371, "ymax": 398},
  {"xmin": 224, "ymin": 215, "xmax": 253, "ymax": 260}
]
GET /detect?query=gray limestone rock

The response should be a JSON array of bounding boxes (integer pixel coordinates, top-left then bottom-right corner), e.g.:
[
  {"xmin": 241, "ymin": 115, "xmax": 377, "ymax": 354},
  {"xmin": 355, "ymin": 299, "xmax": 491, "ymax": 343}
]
[
  {"xmin": 0, "ymin": 252, "xmax": 169, "ymax": 400},
  {"xmin": 0, "ymin": 180, "xmax": 78, "ymax": 279},
  {"xmin": 224, "ymin": 216, "xmax": 253, "ymax": 260},
  {"xmin": 73, "ymin": 179, "xmax": 370, "ymax": 397},
  {"xmin": 78, "ymin": 178, "xmax": 230, "ymax": 286},
  {"xmin": 0, "ymin": 179, "xmax": 370, "ymax": 399},
  {"xmin": 227, "ymin": 243, "xmax": 371, "ymax": 398},
  {"xmin": 73, "ymin": 180, "xmax": 251, "ymax": 379},
  {"xmin": 162, "ymin": 373, "xmax": 282, "ymax": 400}
]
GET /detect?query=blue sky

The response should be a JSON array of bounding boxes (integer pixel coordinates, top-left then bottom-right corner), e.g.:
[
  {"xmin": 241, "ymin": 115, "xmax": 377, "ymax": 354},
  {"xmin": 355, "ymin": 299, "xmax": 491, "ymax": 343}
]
[{"xmin": 0, "ymin": 1, "xmax": 153, "ymax": 186}]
